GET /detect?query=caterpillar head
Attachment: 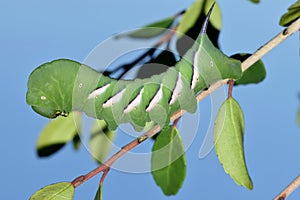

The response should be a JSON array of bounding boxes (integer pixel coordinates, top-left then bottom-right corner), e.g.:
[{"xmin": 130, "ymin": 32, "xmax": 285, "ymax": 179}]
[{"xmin": 26, "ymin": 59, "xmax": 85, "ymax": 118}]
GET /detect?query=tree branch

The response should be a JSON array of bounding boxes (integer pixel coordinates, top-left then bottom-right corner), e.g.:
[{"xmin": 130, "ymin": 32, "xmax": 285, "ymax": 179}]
[
  {"xmin": 274, "ymin": 175, "xmax": 300, "ymax": 200},
  {"xmin": 242, "ymin": 18, "xmax": 300, "ymax": 72},
  {"xmin": 71, "ymin": 17, "xmax": 300, "ymax": 189}
]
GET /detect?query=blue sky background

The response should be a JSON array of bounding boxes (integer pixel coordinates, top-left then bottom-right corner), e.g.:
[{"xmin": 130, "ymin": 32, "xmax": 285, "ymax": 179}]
[{"xmin": 1, "ymin": 0, "xmax": 300, "ymax": 199}]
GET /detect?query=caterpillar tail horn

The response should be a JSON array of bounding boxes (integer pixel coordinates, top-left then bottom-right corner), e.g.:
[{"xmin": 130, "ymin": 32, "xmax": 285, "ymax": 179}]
[{"xmin": 200, "ymin": 2, "xmax": 215, "ymax": 35}]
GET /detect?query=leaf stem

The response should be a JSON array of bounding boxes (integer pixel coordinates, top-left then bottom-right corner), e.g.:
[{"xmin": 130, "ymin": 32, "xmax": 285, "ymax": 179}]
[
  {"xmin": 173, "ymin": 117, "xmax": 181, "ymax": 128},
  {"xmin": 227, "ymin": 80, "xmax": 234, "ymax": 98},
  {"xmin": 100, "ymin": 168, "xmax": 110, "ymax": 186},
  {"xmin": 274, "ymin": 175, "xmax": 300, "ymax": 200},
  {"xmin": 71, "ymin": 17, "xmax": 300, "ymax": 189}
]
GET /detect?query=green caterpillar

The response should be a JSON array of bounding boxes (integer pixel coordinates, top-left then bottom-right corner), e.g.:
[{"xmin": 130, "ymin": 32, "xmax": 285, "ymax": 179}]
[{"xmin": 26, "ymin": 8, "xmax": 242, "ymax": 131}]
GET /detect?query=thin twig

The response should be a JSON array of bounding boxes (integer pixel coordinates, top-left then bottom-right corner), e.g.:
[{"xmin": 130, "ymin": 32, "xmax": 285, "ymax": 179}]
[
  {"xmin": 71, "ymin": 125, "xmax": 161, "ymax": 188},
  {"xmin": 104, "ymin": 25, "xmax": 177, "ymax": 79},
  {"xmin": 174, "ymin": 9, "xmax": 185, "ymax": 18},
  {"xmin": 274, "ymin": 175, "xmax": 300, "ymax": 200},
  {"xmin": 71, "ymin": 17, "xmax": 300, "ymax": 188},
  {"xmin": 241, "ymin": 18, "xmax": 300, "ymax": 72}
]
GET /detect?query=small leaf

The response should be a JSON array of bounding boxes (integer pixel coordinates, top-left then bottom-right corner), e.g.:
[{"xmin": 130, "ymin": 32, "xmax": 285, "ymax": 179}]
[
  {"xmin": 72, "ymin": 133, "xmax": 81, "ymax": 150},
  {"xmin": 280, "ymin": 0, "xmax": 300, "ymax": 26},
  {"xmin": 37, "ymin": 112, "xmax": 82, "ymax": 157},
  {"xmin": 118, "ymin": 17, "xmax": 174, "ymax": 38},
  {"xmin": 290, "ymin": 0, "xmax": 300, "ymax": 9},
  {"xmin": 214, "ymin": 98, "xmax": 253, "ymax": 190},
  {"xmin": 151, "ymin": 126, "xmax": 186, "ymax": 195},
  {"xmin": 232, "ymin": 53, "xmax": 266, "ymax": 85},
  {"xmin": 30, "ymin": 182, "xmax": 74, "ymax": 200},
  {"xmin": 94, "ymin": 185, "xmax": 102, "ymax": 200},
  {"xmin": 249, "ymin": 0, "xmax": 259, "ymax": 4},
  {"xmin": 297, "ymin": 106, "xmax": 300, "ymax": 126},
  {"xmin": 90, "ymin": 120, "xmax": 116, "ymax": 164}
]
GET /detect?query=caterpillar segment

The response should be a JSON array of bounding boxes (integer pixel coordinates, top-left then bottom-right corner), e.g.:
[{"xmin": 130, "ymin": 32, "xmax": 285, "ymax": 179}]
[{"xmin": 86, "ymin": 66, "xmax": 195, "ymax": 131}]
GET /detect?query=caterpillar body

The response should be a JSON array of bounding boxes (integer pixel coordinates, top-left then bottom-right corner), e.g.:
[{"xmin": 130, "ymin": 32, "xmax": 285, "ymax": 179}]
[{"xmin": 26, "ymin": 10, "xmax": 242, "ymax": 131}]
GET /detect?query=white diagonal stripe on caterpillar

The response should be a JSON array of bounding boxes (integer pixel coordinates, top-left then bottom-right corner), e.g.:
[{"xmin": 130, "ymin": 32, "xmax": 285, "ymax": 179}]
[
  {"xmin": 124, "ymin": 88, "xmax": 144, "ymax": 113},
  {"xmin": 169, "ymin": 73, "xmax": 183, "ymax": 105},
  {"xmin": 103, "ymin": 88, "xmax": 126, "ymax": 108},
  {"xmin": 88, "ymin": 84, "xmax": 110, "ymax": 99},
  {"xmin": 191, "ymin": 50, "xmax": 200, "ymax": 90},
  {"xmin": 145, "ymin": 84, "xmax": 163, "ymax": 112}
]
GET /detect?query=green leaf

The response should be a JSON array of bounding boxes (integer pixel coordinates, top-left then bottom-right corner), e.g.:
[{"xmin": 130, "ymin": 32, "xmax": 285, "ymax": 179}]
[
  {"xmin": 297, "ymin": 106, "xmax": 300, "ymax": 126},
  {"xmin": 214, "ymin": 98, "xmax": 253, "ymax": 190},
  {"xmin": 151, "ymin": 126, "xmax": 186, "ymax": 195},
  {"xmin": 118, "ymin": 17, "xmax": 174, "ymax": 38},
  {"xmin": 290, "ymin": 0, "xmax": 300, "ymax": 9},
  {"xmin": 72, "ymin": 133, "xmax": 81, "ymax": 150},
  {"xmin": 280, "ymin": 0, "xmax": 300, "ymax": 26},
  {"xmin": 177, "ymin": 0, "xmax": 221, "ymax": 38},
  {"xmin": 37, "ymin": 112, "xmax": 82, "ymax": 157},
  {"xmin": 90, "ymin": 120, "xmax": 116, "ymax": 164},
  {"xmin": 231, "ymin": 53, "xmax": 266, "ymax": 85},
  {"xmin": 30, "ymin": 182, "xmax": 74, "ymax": 200},
  {"xmin": 249, "ymin": 0, "xmax": 259, "ymax": 4},
  {"xmin": 94, "ymin": 185, "xmax": 102, "ymax": 200}
]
